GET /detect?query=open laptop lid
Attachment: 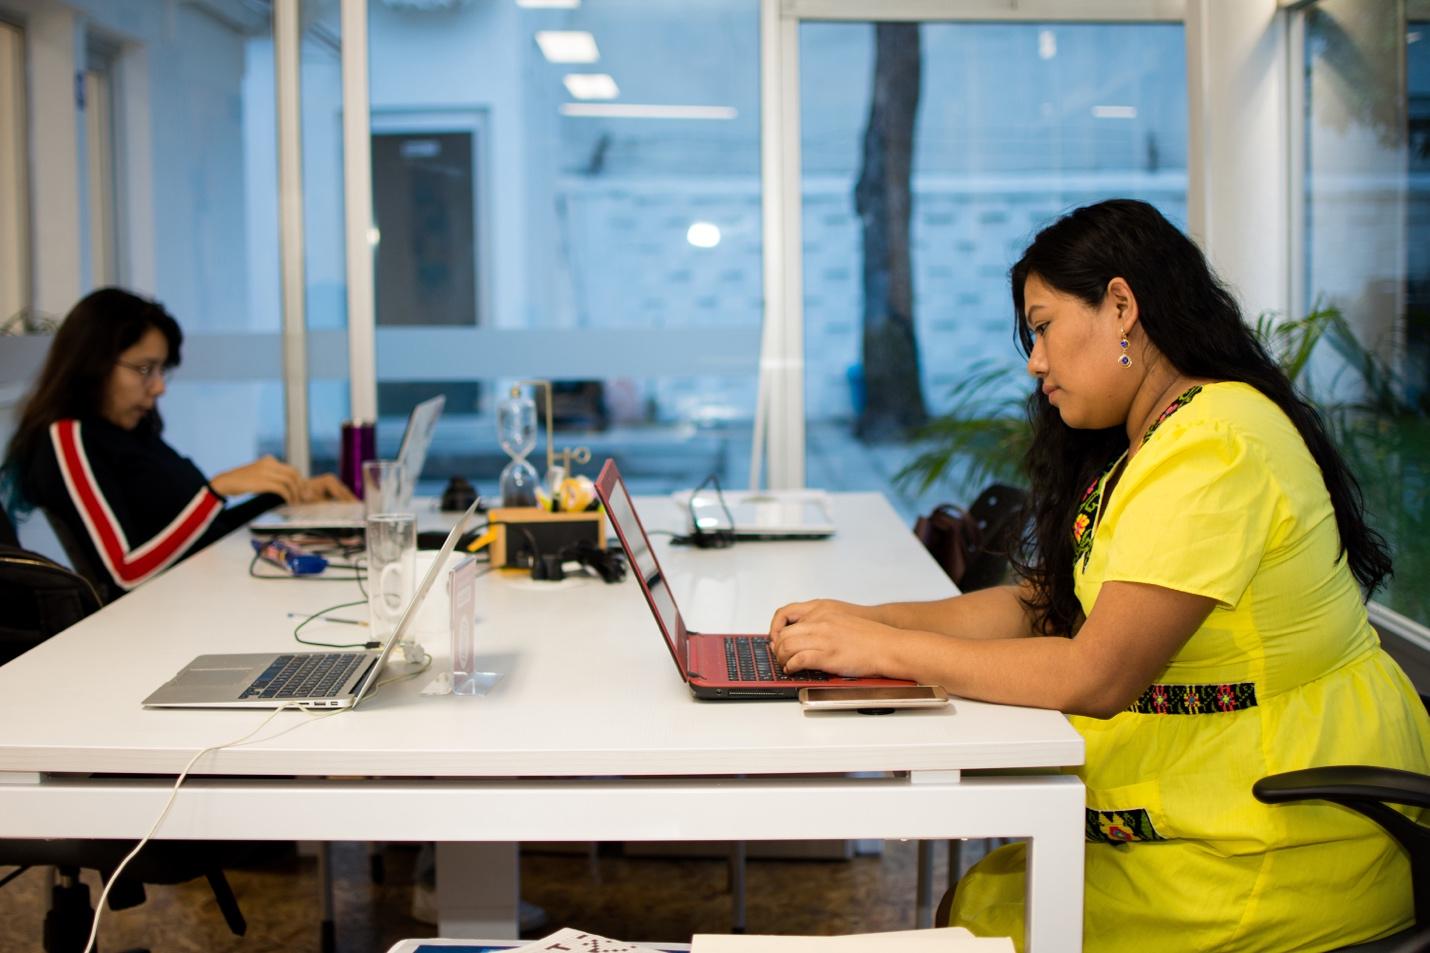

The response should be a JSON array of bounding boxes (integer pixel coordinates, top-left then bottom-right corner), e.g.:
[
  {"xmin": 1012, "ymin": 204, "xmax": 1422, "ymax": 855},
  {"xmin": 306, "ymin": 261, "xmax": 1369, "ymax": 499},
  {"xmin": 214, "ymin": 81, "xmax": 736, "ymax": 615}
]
[
  {"xmin": 248, "ymin": 395, "xmax": 446, "ymax": 534},
  {"xmin": 348, "ymin": 496, "xmax": 479, "ymax": 709},
  {"xmin": 594, "ymin": 459, "xmax": 691, "ymax": 682},
  {"xmin": 394, "ymin": 394, "xmax": 445, "ymax": 502},
  {"xmin": 674, "ymin": 488, "xmax": 835, "ymax": 539}
]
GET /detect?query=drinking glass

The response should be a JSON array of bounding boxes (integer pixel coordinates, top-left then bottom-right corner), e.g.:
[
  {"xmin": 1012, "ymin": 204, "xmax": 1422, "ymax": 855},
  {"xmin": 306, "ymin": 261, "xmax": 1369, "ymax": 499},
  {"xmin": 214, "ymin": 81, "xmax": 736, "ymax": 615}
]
[
  {"xmin": 362, "ymin": 460, "xmax": 408, "ymax": 517},
  {"xmin": 365, "ymin": 513, "xmax": 417, "ymax": 657}
]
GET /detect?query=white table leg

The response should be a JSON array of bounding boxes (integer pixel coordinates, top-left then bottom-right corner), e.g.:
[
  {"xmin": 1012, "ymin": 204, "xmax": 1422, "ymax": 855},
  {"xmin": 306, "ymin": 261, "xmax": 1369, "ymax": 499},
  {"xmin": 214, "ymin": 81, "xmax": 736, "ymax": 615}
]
[
  {"xmin": 1024, "ymin": 780, "xmax": 1085, "ymax": 953},
  {"xmin": 436, "ymin": 841, "xmax": 519, "ymax": 938}
]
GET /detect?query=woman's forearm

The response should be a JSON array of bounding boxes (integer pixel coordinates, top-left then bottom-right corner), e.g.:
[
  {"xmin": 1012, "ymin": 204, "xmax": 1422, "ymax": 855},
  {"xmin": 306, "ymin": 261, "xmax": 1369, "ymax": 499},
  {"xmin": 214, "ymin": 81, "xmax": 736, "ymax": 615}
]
[
  {"xmin": 875, "ymin": 629, "xmax": 1104, "ymax": 715},
  {"xmin": 869, "ymin": 584, "xmax": 1040, "ymax": 640}
]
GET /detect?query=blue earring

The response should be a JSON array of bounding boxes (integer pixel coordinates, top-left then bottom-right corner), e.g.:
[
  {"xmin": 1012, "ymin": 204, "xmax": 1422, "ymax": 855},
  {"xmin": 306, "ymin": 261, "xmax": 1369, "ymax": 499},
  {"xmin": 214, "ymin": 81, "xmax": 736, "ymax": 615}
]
[{"xmin": 1118, "ymin": 330, "xmax": 1132, "ymax": 368}]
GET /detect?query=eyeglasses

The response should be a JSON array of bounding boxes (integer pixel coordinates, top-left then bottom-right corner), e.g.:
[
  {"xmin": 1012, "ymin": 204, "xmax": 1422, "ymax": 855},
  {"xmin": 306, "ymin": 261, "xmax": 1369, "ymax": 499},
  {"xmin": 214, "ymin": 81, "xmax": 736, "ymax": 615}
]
[{"xmin": 115, "ymin": 360, "xmax": 171, "ymax": 383}]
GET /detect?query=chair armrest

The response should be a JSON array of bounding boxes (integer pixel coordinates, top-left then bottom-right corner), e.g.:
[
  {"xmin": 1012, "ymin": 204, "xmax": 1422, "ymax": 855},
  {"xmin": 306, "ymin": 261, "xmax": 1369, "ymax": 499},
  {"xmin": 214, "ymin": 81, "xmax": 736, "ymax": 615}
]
[{"xmin": 1253, "ymin": 766, "xmax": 1430, "ymax": 811}]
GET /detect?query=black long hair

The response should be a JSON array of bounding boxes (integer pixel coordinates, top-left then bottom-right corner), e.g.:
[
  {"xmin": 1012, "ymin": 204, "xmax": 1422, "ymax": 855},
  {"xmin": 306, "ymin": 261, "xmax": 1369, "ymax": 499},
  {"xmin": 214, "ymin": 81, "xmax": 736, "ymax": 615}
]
[
  {"xmin": 1009, "ymin": 200, "xmax": 1392, "ymax": 636},
  {"xmin": 1, "ymin": 288, "xmax": 183, "ymax": 519}
]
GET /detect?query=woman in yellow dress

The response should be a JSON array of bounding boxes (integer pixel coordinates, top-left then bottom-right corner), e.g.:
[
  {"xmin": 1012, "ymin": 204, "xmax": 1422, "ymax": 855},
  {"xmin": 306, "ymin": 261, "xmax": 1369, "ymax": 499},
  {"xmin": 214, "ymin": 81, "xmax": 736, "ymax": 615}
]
[{"xmin": 767, "ymin": 199, "xmax": 1429, "ymax": 951}]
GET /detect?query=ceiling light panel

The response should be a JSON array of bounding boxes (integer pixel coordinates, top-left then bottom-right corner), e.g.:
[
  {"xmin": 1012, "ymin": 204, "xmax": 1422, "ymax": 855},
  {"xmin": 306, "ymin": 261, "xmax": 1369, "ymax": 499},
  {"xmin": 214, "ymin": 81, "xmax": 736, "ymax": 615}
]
[
  {"xmin": 563, "ymin": 73, "xmax": 619, "ymax": 100},
  {"xmin": 537, "ymin": 31, "xmax": 599, "ymax": 63}
]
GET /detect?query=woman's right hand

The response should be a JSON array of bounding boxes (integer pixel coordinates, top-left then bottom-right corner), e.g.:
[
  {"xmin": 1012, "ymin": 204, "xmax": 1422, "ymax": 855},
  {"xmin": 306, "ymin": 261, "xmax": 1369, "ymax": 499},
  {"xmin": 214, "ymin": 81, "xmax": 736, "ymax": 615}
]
[
  {"xmin": 768, "ymin": 599, "xmax": 882, "ymax": 638},
  {"xmin": 210, "ymin": 455, "xmax": 305, "ymax": 503}
]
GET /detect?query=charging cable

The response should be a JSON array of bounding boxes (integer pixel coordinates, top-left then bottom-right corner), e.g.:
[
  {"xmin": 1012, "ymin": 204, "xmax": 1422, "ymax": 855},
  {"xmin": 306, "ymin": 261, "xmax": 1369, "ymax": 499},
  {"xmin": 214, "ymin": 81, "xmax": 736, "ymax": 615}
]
[
  {"xmin": 680, "ymin": 473, "xmax": 737, "ymax": 549},
  {"xmin": 82, "ymin": 703, "xmax": 347, "ymax": 953}
]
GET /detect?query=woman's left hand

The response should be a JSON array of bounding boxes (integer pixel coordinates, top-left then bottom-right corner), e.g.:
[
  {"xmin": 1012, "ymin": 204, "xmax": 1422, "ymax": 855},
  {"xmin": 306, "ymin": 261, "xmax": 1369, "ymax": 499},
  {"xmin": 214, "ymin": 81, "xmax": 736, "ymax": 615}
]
[
  {"xmin": 768, "ymin": 605, "xmax": 895, "ymax": 678},
  {"xmin": 299, "ymin": 472, "xmax": 356, "ymax": 502}
]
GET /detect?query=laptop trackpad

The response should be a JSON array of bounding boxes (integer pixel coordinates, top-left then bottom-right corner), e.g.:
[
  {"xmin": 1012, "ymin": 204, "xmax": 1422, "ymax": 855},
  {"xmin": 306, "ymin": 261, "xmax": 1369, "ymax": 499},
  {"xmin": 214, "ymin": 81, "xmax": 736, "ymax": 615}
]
[{"xmin": 181, "ymin": 668, "xmax": 253, "ymax": 686}]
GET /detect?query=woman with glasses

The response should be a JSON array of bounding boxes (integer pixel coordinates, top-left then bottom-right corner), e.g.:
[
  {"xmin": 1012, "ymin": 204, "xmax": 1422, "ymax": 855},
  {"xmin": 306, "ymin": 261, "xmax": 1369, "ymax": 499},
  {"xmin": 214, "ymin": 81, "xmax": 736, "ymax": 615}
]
[
  {"xmin": 1, "ymin": 287, "xmax": 352, "ymax": 599},
  {"xmin": 768, "ymin": 201, "xmax": 1428, "ymax": 951}
]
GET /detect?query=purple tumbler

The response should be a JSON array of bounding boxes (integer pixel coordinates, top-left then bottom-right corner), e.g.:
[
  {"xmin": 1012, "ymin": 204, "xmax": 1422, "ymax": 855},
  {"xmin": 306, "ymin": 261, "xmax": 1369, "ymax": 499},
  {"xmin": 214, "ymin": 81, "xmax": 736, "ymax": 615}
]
[{"xmin": 339, "ymin": 419, "xmax": 376, "ymax": 499}]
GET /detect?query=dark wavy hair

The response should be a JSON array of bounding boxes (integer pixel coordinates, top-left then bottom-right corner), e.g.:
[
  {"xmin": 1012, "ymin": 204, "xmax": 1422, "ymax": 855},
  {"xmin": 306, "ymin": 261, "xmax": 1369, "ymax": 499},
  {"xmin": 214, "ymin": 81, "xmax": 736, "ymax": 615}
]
[
  {"xmin": 1009, "ymin": 200, "xmax": 1392, "ymax": 636},
  {"xmin": 1, "ymin": 288, "xmax": 182, "ymax": 519}
]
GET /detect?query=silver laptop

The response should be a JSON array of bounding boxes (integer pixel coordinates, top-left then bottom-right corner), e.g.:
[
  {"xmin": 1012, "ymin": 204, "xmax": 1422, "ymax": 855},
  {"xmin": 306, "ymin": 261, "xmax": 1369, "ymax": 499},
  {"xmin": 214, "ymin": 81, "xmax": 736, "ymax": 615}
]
[
  {"xmin": 249, "ymin": 394, "xmax": 446, "ymax": 534},
  {"xmin": 142, "ymin": 499, "xmax": 479, "ymax": 710},
  {"xmin": 672, "ymin": 488, "xmax": 836, "ymax": 540}
]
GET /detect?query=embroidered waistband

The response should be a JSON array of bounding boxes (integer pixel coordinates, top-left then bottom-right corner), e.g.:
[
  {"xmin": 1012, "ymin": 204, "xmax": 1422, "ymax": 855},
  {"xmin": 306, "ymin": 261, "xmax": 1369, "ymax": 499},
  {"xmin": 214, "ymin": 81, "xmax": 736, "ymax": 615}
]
[
  {"xmin": 1086, "ymin": 807, "xmax": 1165, "ymax": 844},
  {"xmin": 1127, "ymin": 681, "xmax": 1258, "ymax": 715}
]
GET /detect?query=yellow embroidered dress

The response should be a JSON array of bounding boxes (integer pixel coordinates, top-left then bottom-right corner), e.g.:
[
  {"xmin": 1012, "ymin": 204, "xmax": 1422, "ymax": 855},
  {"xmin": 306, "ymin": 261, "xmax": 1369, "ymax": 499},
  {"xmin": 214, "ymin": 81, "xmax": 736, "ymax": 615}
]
[{"xmin": 950, "ymin": 382, "xmax": 1430, "ymax": 952}]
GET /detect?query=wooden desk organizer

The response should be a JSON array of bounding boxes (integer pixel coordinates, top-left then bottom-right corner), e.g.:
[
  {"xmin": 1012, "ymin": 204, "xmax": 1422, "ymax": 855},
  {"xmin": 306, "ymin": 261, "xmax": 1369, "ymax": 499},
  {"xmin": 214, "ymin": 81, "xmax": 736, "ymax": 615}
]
[{"xmin": 488, "ymin": 506, "xmax": 606, "ymax": 569}]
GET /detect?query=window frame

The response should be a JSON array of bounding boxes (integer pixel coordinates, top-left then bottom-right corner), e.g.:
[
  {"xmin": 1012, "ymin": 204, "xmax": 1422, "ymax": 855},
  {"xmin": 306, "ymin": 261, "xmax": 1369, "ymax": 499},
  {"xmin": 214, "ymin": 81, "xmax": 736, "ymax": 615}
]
[{"xmin": 0, "ymin": 14, "xmax": 30, "ymax": 333}]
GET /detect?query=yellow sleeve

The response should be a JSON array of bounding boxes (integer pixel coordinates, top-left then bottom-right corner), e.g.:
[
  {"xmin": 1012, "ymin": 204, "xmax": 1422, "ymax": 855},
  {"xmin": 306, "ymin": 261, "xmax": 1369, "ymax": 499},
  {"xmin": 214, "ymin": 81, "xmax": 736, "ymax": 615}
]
[{"xmin": 1101, "ymin": 420, "xmax": 1281, "ymax": 608}]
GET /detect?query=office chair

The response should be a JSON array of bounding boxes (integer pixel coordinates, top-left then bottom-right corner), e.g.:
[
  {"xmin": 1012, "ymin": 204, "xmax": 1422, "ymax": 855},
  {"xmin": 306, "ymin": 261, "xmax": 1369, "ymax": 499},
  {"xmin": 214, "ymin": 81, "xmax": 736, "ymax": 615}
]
[
  {"xmin": 0, "ymin": 522, "xmax": 250, "ymax": 953},
  {"xmin": 927, "ymin": 750, "xmax": 1430, "ymax": 951},
  {"xmin": 0, "ymin": 504, "xmax": 18, "ymax": 547},
  {"xmin": 43, "ymin": 507, "xmax": 118, "ymax": 605},
  {"xmin": 1254, "ymin": 759, "xmax": 1430, "ymax": 952}
]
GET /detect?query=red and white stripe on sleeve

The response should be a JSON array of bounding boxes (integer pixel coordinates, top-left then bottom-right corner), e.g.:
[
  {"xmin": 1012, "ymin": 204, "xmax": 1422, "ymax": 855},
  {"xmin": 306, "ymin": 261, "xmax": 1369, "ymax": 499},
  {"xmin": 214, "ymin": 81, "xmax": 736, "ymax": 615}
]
[{"xmin": 50, "ymin": 420, "xmax": 223, "ymax": 590}]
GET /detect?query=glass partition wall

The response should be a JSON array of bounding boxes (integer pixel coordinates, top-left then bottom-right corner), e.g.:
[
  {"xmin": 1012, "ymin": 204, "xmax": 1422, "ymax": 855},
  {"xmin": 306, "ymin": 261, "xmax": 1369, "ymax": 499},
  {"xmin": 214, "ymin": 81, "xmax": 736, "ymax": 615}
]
[
  {"xmin": 798, "ymin": 18, "xmax": 1189, "ymax": 521},
  {"xmin": 2, "ymin": 0, "xmax": 1420, "ymax": 625},
  {"xmin": 1300, "ymin": 0, "xmax": 1430, "ymax": 622},
  {"xmin": 345, "ymin": 0, "xmax": 764, "ymax": 498}
]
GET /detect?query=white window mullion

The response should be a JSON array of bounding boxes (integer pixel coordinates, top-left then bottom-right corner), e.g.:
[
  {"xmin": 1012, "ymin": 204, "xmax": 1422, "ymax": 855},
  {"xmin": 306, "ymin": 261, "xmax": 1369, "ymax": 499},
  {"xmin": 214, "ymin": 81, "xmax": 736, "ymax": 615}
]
[{"xmin": 341, "ymin": 0, "xmax": 377, "ymax": 422}]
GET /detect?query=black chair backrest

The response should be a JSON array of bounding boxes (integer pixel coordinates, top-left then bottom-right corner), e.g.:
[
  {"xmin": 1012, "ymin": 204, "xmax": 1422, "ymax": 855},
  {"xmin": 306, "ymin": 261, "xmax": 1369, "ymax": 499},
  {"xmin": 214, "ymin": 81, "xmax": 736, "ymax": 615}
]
[
  {"xmin": 0, "ymin": 544, "xmax": 103, "ymax": 666},
  {"xmin": 0, "ymin": 505, "xmax": 19, "ymax": 548},
  {"xmin": 42, "ymin": 508, "xmax": 116, "ymax": 605}
]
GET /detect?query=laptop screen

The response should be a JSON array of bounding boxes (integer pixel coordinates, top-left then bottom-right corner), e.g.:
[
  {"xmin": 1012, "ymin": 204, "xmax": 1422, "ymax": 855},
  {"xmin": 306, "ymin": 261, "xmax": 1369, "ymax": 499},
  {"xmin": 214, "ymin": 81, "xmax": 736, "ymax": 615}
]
[
  {"xmin": 395, "ymin": 395, "xmax": 445, "ymax": 499},
  {"xmin": 595, "ymin": 460, "xmax": 689, "ymax": 677}
]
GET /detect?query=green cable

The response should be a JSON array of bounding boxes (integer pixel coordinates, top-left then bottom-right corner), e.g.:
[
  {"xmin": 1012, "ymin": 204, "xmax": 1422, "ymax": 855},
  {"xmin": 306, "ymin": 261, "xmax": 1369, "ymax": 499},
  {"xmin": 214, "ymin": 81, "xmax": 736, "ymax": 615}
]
[{"xmin": 292, "ymin": 598, "xmax": 376, "ymax": 649}]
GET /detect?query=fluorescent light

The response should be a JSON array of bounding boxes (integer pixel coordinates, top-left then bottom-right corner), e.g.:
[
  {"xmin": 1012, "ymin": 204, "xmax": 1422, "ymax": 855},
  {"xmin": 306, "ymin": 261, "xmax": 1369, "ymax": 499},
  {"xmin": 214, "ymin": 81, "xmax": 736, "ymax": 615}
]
[
  {"xmin": 687, "ymin": 222, "xmax": 721, "ymax": 248},
  {"xmin": 517, "ymin": 0, "xmax": 579, "ymax": 7},
  {"xmin": 559, "ymin": 103, "xmax": 738, "ymax": 120},
  {"xmin": 536, "ymin": 31, "xmax": 599, "ymax": 63},
  {"xmin": 1091, "ymin": 105, "xmax": 1137, "ymax": 120},
  {"xmin": 1038, "ymin": 29, "xmax": 1056, "ymax": 60},
  {"xmin": 563, "ymin": 73, "xmax": 619, "ymax": 100}
]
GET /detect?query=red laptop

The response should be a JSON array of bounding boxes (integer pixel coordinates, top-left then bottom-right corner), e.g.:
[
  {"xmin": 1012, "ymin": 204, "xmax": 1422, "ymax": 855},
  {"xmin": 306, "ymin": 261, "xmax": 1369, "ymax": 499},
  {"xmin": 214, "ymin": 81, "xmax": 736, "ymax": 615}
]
[{"xmin": 594, "ymin": 459, "xmax": 914, "ymax": 700}]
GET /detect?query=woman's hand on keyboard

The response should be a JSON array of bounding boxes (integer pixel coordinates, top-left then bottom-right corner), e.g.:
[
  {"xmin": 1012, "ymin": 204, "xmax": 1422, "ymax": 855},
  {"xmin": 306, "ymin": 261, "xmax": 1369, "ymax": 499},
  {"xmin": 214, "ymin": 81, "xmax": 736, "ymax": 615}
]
[{"xmin": 767, "ymin": 602, "xmax": 898, "ymax": 679}]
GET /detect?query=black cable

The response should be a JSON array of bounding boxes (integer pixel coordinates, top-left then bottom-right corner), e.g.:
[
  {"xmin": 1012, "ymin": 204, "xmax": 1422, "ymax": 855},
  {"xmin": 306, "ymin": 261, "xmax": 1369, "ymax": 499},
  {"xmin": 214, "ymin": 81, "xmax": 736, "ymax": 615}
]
[
  {"xmin": 685, "ymin": 472, "xmax": 737, "ymax": 548},
  {"xmin": 0, "ymin": 866, "xmax": 30, "ymax": 890}
]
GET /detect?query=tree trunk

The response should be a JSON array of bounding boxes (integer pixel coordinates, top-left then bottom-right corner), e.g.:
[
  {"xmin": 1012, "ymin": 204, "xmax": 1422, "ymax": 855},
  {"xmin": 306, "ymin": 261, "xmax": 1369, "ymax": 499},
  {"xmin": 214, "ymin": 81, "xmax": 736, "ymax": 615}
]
[{"xmin": 854, "ymin": 23, "xmax": 927, "ymax": 440}]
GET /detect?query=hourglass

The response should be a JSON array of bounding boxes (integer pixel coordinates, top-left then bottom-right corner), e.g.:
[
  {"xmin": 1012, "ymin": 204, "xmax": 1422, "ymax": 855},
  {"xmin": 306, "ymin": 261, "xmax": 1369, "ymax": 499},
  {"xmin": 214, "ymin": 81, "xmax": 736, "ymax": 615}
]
[{"xmin": 497, "ymin": 386, "xmax": 539, "ymax": 506}]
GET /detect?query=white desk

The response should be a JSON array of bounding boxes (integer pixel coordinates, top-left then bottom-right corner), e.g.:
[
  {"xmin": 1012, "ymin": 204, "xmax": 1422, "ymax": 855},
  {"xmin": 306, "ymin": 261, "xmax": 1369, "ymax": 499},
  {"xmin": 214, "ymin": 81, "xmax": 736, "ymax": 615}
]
[{"xmin": 0, "ymin": 493, "xmax": 1084, "ymax": 951}]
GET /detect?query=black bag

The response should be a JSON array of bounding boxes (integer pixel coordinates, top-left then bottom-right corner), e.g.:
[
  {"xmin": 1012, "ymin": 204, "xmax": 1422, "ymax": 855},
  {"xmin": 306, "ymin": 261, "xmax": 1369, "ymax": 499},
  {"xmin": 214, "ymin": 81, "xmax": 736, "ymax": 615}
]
[
  {"xmin": 914, "ymin": 484, "xmax": 1028, "ymax": 591},
  {"xmin": 0, "ymin": 544, "xmax": 102, "ymax": 666}
]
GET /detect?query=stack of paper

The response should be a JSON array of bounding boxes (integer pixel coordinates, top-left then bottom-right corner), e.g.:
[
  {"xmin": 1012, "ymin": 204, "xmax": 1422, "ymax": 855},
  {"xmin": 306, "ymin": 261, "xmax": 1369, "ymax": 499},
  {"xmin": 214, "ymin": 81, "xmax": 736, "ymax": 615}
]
[
  {"xmin": 503, "ymin": 929, "xmax": 662, "ymax": 952},
  {"xmin": 692, "ymin": 927, "xmax": 1013, "ymax": 952}
]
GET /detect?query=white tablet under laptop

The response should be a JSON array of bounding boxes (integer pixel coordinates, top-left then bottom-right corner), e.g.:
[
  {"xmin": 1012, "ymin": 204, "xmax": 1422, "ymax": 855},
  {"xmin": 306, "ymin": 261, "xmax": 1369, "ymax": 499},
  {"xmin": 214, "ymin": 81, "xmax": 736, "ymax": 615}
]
[
  {"xmin": 249, "ymin": 394, "xmax": 445, "ymax": 534},
  {"xmin": 142, "ymin": 497, "xmax": 479, "ymax": 710}
]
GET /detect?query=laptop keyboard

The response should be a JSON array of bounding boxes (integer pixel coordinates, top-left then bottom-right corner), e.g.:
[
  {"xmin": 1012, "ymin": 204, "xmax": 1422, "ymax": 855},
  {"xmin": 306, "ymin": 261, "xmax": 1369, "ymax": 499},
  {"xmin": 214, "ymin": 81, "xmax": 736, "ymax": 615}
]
[
  {"xmin": 240, "ymin": 653, "xmax": 365, "ymax": 700},
  {"xmin": 724, "ymin": 636, "xmax": 831, "ymax": 683}
]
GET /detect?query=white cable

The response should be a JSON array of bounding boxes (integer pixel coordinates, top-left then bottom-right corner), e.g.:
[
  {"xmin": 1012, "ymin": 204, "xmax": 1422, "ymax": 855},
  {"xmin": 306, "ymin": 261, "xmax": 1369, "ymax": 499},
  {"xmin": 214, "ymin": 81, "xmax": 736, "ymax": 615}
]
[{"xmin": 83, "ymin": 703, "xmax": 347, "ymax": 953}]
